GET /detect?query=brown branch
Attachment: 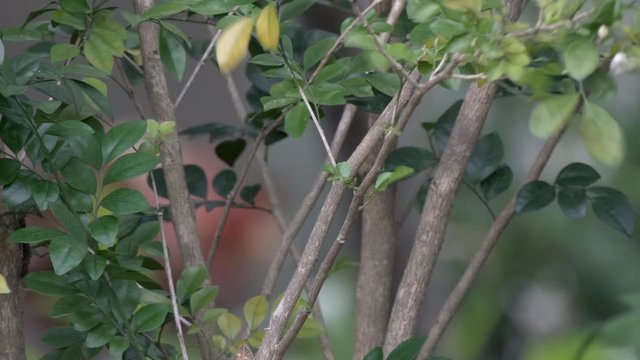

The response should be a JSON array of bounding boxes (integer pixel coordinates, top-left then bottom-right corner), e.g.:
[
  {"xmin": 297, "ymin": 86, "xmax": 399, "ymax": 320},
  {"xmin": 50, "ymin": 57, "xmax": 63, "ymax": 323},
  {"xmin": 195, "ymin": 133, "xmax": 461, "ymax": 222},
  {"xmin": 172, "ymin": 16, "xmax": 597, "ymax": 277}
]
[
  {"xmin": 256, "ymin": 59, "xmax": 459, "ymax": 360},
  {"xmin": 260, "ymin": 104, "xmax": 358, "ymax": 298},
  {"xmin": 383, "ymin": 0, "xmax": 529, "ymax": 353},
  {"xmin": 0, "ymin": 210, "xmax": 26, "ymax": 360},
  {"xmin": 133, "ymin": 1, "xmax": 215, "ymax": 358},
  {"xmin": 417, "ymin": 117, "xmax": 571, "ymax": 360}
]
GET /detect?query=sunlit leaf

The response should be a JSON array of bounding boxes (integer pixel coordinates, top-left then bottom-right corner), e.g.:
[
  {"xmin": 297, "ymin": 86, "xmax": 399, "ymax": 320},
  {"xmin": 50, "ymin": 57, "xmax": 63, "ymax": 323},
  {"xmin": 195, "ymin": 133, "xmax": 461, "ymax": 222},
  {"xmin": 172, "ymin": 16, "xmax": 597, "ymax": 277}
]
[
  {"xmin": 256, "ymin": 4, "xmax": 280, "ymax": 52},
  {"xmin": 529, "ymin": 93, "xmax": 580, "ymax": 139},
  {"xmin": 580, "ymin": 101, "xmax": 624, "ymax": 167}
]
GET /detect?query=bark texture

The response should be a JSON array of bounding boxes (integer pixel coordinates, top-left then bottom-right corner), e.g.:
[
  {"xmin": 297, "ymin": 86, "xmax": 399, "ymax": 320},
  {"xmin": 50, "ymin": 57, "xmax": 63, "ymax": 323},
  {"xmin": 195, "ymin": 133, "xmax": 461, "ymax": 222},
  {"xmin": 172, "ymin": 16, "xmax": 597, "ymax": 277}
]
[
  {"xmin": 0, "ymin": 211, "xmax": 26, "ymax": 360},
  {"xmin": 134, "ymin": 1, "xmax": 214, "ymax": 358},
  {"xmin": 383, "ymin": 0, "xmax": 528, "ymax": 352},
  {"xmin": 353, "ymin": 118, "xmax": 397, "ymax": 360}
]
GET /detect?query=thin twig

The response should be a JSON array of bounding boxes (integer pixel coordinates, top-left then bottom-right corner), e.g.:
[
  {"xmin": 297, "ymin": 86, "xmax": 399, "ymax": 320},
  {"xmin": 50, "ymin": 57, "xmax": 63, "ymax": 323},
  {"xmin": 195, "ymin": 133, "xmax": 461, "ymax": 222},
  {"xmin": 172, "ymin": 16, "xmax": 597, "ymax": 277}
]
[
  {"xmin": 150, "ymin": 174, "xmax": 190, "ymax": 360},
  {"xmin": 206, "ymin": 119, "xmax": 283, "ymax": 268},
  {"xmin": 506, "ymin": 9, "xmax": 594, "ymax": 37},
  {"xmin": 309, "ymin": 0, "xmax": 384, "ymax": 82},
  {"xmin": 297, "ymin": 87, "xmax": 337, "ymax": 166},
  {"xmin": 260, "ymin": 104, "xmax": 357, "ymax": 297},
  {"xmin": 416, "ymin": 113, "xmax": 576, "ymax": 360},
  {"xmin": 174, "ymin": 28, "xmax": 222, "ymax": 107},
  {"xmin": 115, "ymin": 59, "xmax": 146, "ymax": 119}
]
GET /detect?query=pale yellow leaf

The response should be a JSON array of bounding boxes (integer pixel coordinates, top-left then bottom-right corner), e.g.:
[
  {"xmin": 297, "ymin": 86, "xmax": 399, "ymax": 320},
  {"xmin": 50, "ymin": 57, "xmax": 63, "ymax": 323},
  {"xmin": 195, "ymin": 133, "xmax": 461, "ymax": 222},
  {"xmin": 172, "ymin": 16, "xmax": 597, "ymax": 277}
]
[
  {"xmin": 256, "ymin": 4, "xmax": 280, "ymax": 52},
  {"xmin": 216, "ymin": 18, "xmax": 254, "ymax": 73},
  {"xmin": 0, "ymin": 274, "xmax": 11, "ymax": 294},
  {"xmin": 580, "ymin": 102, "xmax": 625, "ymax": 167}
]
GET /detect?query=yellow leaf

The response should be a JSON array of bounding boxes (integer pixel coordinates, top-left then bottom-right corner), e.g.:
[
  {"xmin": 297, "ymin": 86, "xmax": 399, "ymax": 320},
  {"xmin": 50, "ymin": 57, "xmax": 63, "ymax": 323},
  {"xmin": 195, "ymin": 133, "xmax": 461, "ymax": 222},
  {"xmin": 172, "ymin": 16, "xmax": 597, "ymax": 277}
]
[
  {"xmin": 0, "ymin": 274, "xmax": 11, "ymax": 294},
  {"xmin": 256, "ymin": 4, "xmax": 280, "ymax": 52},
  {"xmin": 216, "ymin": 18, "xmax": 254, "ymax": 74}
]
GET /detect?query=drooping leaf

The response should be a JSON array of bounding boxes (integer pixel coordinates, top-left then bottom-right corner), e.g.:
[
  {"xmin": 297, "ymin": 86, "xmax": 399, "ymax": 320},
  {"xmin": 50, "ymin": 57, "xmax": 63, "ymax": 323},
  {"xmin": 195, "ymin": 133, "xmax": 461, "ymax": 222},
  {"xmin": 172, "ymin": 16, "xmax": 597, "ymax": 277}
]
[
  {"xmin": 216, "ymin": 139, "xmax": 246, "ymax": 167},
  {"xmin": 590, "ymin": 187, "xmax": 635, "ymax": 237},
  {"xmin": 515, "ymin": 181, "xmax": 556, "ymax": 214},
  {"xmin": 284, "ymin": 102, "xmax": 309, "ymax": 138},
  {"xmin": 7, "ymin": 227, "xmax": 67, "ymax": 244},
  {"xmin": 555, "ymin": 162, "xmax": 601, "ymax": 187},
  {"xmin": 557, "ymin": 188, "xmax": 588, "ymax": 219},
  {"xmin": 256, "ymin": 4, "xmax": 280, "ymax": 52},
  {"xmin": 213, "ymin": 169, "xmax": 237, "ymax": 197},
  {"xmin": 100, "ymin": 188, "xmax": 150, "ymax": 214},
  {"xmin": 529, "ymin": 93, "xmax": 580, "ymax": 139},
  {"xmin": 159, "ymin": 28, "xmax": 186, "ymax": 82},
  {"xmin": 466, "ymin": 132, "xmax": 504, "ymax": 183},
  {"xmin": 240, "ymin": 184, "xmax": 261, "ymax": 204},
  {"xmin": 580, "ymin": 101, "xmax": 625, "ymax": 167},
  {"xmin": 243, "ymin": 295, "xmax": 269, "ymax": 331},
  {"xmin": 216, "ymin": 17, "xmax": 254, "ymax": 73},
  {"xmin": 24, "ymin": 271, "xmax": 75, "ymax": 296},
  {"xmin": 49, "ymin": 201, "xmax": 86, "ymax": 240},
  {"xmin": 480, "ymin": 165, "xmax": 513, "ymax": 200}
]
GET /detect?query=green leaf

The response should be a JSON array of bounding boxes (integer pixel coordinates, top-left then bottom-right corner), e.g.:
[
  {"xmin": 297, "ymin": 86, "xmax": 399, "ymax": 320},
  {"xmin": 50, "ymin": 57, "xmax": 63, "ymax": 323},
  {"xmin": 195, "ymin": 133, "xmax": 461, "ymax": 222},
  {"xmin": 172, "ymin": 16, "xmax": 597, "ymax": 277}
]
[
  {"xmin": 49, "ymin": 201, "xmax": 87, "ymax": 240},
  {"xmin": 384, "ymin": 147, "xmax": 437, "ymax": 173},
  {"xmin": 83, "ymin": 37, "xmax": 114, "ymax": 73},
  {"xmin": 100, "ymin": 188, "xmax": 150, "ymax": 214},
  {"xmin": 24, "ymin": 271, "xmax": 75, "ymax": 296},
  {"xmin": 557, "ymin": 188, "xmax": 588, "ymax": 219},
  {"xmin": 50, "ymin": 295, "xmax": 90, "ymax": 318},
  {"xmin": 366, "ymin": 73, "xmax": 400, "ymax": 97},
  {"xmin": 143, "ymin": 2, "xmax": 189, "ymax": 19},
  {"xmin": 82, "ymin": 255, "xmax": 107, "ymax": 280},
  {"xmin": 363, "ymin": 347, "xmax": 383, "ymax": 360},
  {"xmin": 190, "ymin": 286, "xmax": 219, "ymax": 314},
  {"xmin": 443, "ymin": 0, "xmax": 481, "ymax": 11},
  {"xmin": 243, "ymin": 295, "xmax": 268, "ymax": 331},
  {"xmin": 529, "ymin": 93, "xmax": 580, "ymax": 139},
  {"xmin": 89, "ymin": 216, "xmax": 118, "ymax": 247},
  {"xmin": 375, "ymin": 166, "xmax": 415, "ymax": 192},
  {"xmin": 430, "ymin": 18, "xmax": 466, "ymax": 38},
  {"xmin": 216, "ymin": 139, "xmax": 246, "ymax": 167},
  {"xmin": 185, "ymin": 164, "xmax": 209, "ymax": 199},
  {"xmin": 32, "ymin": 179, "xmax": 60, "ymax": 210},
  {"xmin": 280, "ymin": 0, "xmax": 315, "ymax": 21},
  {"xmin": 50, "ymin": 44, "xmax": 81, "ymax": 63},
  {"xmin": 466, "ymin": 133, "xmax": 504, "ymax": 183},
  {"xmin": 213, "ymin": 169, "xmax": 237, "ymax": 197},
  {"xmin": 0, "ymin": 159, "xmax": 20, "ymax": 185},
  {"xmin": 284, "ymin": 102, "xmax": 309, "ymax": 138},
  {"xmin": 7, "ymin": 227, "xmax": 67, "ymax": 244},
  {"xmin": 303, "ymin": 37, "xmax": 336, "ymax": 70},
  {"xmin": 217, "ymin": 312, "xmax": 242, "ymax": 339},
  {"xmin": 315, "ymin": 62, "xmax": 348, "ymax": 83},
  {"xmin": 406, "ymin": 0, "xmax": 440, "ymax": 23},
  {"xmin": 160, "ymin": 28, "xmax": 186, "ymax": 81},
  {"xmin": 177, "ymin": 265, "xmax": 208, "ymax": 303},
  {"xmin": 476, "ymin": 163, "xmax": 511, "ymax": 199},
  {"xmin": 102, "ymin": 120, "xmax": 148, "ymax": 163},
  {"xmin": 515, "ymin": 181, "xmax": 556, "ymax": 214},
  {"xmin": 104, "ymin": 152, "xmax": 160, "ymax": 184},
  {"xmin": 50, "ymin": 235, "xmax": 88, "ymax": 275},
  {"xmin": 386, "ymin": 336, "xmax": 426, "ymax": 360},
  {"xmin": 51, "ymin": 9, "xmax": 86, "ymax": 30},
  {"xmin": 62, "ymin": 157, "xmax": 97, "ymax": 194},
  {"xmin": 109, "ymin": 336, "xmax": 129, "ymax": 357},
  {"xmin": 562, "ymin": 38, "xmax": 599, "ymax": 81},
  {"xmin": 297, "ymin": 318, "xmax": 325, "ymax": 338},
  {"xmin": 580, "ymin": 101, "xmax": 625, "ymax": 167},
  {"xmin": 249, "ymin": 53, "xmax": 285, "ymax": 67},
  {"xmin": 132, "ymin": 304, "xmax": 170, "ymax": 333},
  {"xmin": 60, "ymin": 0, "xmax": 90, "ymax": 13},
  {"xmin": 0, "ymin": 39, "xmax": 4, "ymax": 65},
  {"xmin": 47, "ymin": 120, "xmax": 96, "ymax": 138},
  {"xmin": 590, "ymin": 188, "xmax": 635, "ymax": 237},
  {"xmin": 555, "ymin": 162, "xmax": 601, "ymax": 187},
  {"xmin": 240, "ymin": 184, "xmax": 261, "ymax": 204},
  {"xmin": 85, "ymin": 323, "xmax": 116, "ymax": 348},
  {"xmin": 43, "ymin": 326, "xmax": 84, "ymax": 348}
]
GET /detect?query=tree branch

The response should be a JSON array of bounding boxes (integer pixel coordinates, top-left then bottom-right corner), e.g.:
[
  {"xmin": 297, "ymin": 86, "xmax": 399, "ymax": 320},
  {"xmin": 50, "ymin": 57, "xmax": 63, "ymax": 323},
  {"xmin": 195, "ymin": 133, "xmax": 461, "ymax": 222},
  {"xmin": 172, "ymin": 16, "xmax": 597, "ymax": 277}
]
[
  {"xmin": 417, "ymin": 116, "xmax": 571, "ymax": 360},
  {"xmin": 383, "ymin": 0, "xmax": 529, "ymax": 352},
  {"xmin": 133, "ymin": 1, "xmax": 215, "ymax": 358}
]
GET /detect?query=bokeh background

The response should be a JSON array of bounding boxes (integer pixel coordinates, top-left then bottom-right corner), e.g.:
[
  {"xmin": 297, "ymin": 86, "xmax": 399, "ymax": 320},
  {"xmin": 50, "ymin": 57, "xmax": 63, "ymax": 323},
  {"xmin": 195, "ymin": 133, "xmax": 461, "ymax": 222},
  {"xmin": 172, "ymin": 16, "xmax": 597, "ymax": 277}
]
[{"xmin": 2, "ymin": 1, "xmax": 639, "ymax": 359}]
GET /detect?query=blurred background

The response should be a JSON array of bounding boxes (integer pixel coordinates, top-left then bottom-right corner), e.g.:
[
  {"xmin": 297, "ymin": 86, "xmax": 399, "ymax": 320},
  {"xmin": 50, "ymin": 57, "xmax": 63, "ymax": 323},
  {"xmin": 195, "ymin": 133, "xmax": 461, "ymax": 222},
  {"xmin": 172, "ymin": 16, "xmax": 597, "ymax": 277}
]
[{"xmin": 2, "ymin": 1, "xmax": 639, "ymax": 359}]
